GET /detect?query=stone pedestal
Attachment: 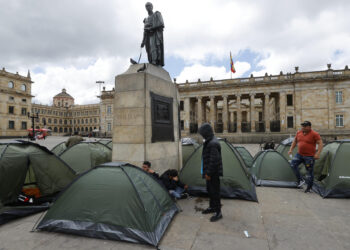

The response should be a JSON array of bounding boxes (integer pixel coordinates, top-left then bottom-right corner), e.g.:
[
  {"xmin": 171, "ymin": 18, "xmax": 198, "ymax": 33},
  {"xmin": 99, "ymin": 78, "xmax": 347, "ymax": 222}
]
[{"xmin": 112, "ymin": 64, "xmax": 181, "ymax": 173}]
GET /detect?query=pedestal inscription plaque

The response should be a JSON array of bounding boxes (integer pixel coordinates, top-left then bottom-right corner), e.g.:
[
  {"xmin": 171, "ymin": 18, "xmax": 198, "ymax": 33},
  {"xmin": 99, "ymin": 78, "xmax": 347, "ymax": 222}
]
[{"xmin": 150, "ymin": 92, "xmax": 174, "ymax": 142}]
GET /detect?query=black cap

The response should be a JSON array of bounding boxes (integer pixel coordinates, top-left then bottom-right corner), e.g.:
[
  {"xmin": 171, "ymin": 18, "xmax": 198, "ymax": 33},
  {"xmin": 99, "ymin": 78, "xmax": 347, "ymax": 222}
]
[{"xmin": 301, "ymin": 121, "xmax": 312, "ymax": 127}]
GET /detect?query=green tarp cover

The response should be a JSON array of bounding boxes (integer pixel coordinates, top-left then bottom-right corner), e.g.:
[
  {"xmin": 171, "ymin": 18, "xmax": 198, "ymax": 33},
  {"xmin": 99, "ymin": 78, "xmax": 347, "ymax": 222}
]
[
  {"xmin": 312, "ymin": 141, "xmax": 350, "ymax": 198},
  {"xmin": 251, "ymin": 150, "xmax": 298, "ymax": 187},
  {"xmin": 179, "ymin": 140, "xmax": 257, "ymax": 201},
  {"xmin": 59, "ymin": 142, "xmax": 112, "ymax": 174},
  {"xmin": 36, "ymin": 162, "xmax": 178, "ymax": 246}
]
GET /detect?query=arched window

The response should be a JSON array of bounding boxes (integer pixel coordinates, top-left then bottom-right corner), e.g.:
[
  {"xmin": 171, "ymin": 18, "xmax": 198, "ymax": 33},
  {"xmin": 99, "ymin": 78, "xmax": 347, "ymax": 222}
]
[
  {"xmin": 64, "ymin": 128, "xmax": 67, "ymax": 133},
  {"xmin": 59, "ymin": 119, "xmax": 62, "ymax": 124},
  {"xmin": 85, "ymin": 127, "xmax": 88, "ymax": 132},
  {"xmin": 59, "ymin": 127, "xmax": 63, "ymax": 133},
  {"xmin": 54, "ymin": 127, "xmax": 58, "ymax": 132},
  {"xmin": 89, "ymin": 127, "xmax": 92, "ymax": 131},
  {"xmin": 81, "ymin": 119, "xmax": 84, "ymax": 124},
  {"xmin": 54, "ymin": 119, "xmax": 57, "ymax": 124},
  {"xmin": 8, "ymin": 81, "xmax": 14, "ymax": 88},
  {"xmin": 64, "ymin": 120, "xmax": 67, "ymax": 125},
  {"xmin": 21, "ymin": 84, "xmax": 26, "ymax": 91},
  {"xmin": 48, "ymin": 118, "xmax": 52, "ymax": 124},
  {"xmin": 85, "ymin": 119, "xmax": 88, "ymax": 124}
]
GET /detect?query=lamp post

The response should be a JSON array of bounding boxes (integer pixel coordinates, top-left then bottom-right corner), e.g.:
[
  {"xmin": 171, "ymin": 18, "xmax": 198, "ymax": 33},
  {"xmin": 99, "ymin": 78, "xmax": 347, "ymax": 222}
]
[
  {"xmin": 96, "ymin": 81, "xmax": 105, "ymax": 95},
  {"xmin": 28, "ymin": 111, "xmax": 39, "ymax": 141}
]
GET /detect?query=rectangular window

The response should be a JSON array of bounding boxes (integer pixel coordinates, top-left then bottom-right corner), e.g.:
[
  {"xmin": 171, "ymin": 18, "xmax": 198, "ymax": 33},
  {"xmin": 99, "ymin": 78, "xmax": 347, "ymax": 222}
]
[
  {"xmin": 8, "ymin": 106, "xmax": 14, "ymax": 114},
  {"xmin": 180, "ymin": 120, "xmax": 184, "ymax": 130},
  {"xmin": 287, "ymin": 94, "xmax": 293, "ymax": 106},
  {"xmin": 180, "ymin": 101, "xmax": 184, "ymax": 111},
  {"xmin": 336, "ymin": 115, "xmax": 344, "ymax": 127},
  {"xmin": 107, "ymin": 105, "xmax": 112, "ymax": 115},
  {"xmin": 21, "ymin": 121, "xmax": 27, "ymax": 129},
  {"xmin": 9, "ymin": 96, "xmax": 14, "ymax": 101},
  {"xmin": 22, "ymin": 98, "xmax": 26, "ymax": 102},
  {"xmin": 107, "ymin": 122, "xmax": 112, "ymax": 132},
  {"xmin": 21, "ymin": 108, "xmax": 27, "ymax": 115},
  {"xmin": 335, "ymin": 91, "xmax": 343, "ymax": 104},
  {"xmin": 287, "ymin": 116, "xmax": 294, "ymax": 128},
  {"xmin": 8, "ymin": 121, "xmax": 15, "ymax": 129},
  {"xmin": 258, "ymin": 112, "xmax": 263, "ymax": 121}
]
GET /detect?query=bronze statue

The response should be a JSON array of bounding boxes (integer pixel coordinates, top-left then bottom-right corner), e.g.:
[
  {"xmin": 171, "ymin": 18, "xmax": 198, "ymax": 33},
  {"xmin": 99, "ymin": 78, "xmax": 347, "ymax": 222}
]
[{"xmin": 141, "ymin": 2, "xmax": 164, "ymax": 66}]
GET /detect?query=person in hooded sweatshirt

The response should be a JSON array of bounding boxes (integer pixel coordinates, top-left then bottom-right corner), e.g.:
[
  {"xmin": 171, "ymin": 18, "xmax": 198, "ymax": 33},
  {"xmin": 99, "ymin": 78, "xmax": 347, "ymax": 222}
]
[{"xmin": 198, "ymin": 123, "xmax": 223, "ymax": 222}]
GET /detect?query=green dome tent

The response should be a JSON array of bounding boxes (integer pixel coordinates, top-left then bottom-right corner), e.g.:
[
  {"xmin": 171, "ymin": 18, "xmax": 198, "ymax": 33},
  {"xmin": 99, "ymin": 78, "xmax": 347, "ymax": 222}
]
[
  {"xmin": 181, "ymin": 138, "xmax": 199, "ymax": 166},
  {"xmin": 36, "ymin": 162, "xmax": 178, "ymax": 247},
  {"xmin": 51, "ymin": 141, "xmax": 67, "ymax": 156},
  {"xmin": 179, "ymin": 140, "xmax": 257, "ymax": 201},
  {"xmin": 98, "ymin": 139, "xmax": 112, "ymax": 149},
  {"xmin": 251, "ymin": 150, "xmax": 298, "ymax": 187},
  {"xmin": 58, "ymin": 142, "xmax": 112, "ymax": 174},
  {"xmin": 233, "ymin": 146, "xmax": 254, "ymax": 168},
  {"xmin": 312, "ymin": 140, "xmax": 350, "ymax": 198},
  {"xmin": 0, "ymin": 141, "xmax": 76, "ymax": 225},
  {"xmin": 276, "ymin": 137, "xmax": 298, "ymax": 161}
]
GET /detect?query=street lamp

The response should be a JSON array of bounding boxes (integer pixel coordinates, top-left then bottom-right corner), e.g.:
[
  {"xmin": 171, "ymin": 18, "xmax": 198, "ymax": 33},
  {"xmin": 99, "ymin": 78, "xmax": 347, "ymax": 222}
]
[
  {"xmin": 96, "ymin": 81, "xmax": 105, "ymax": 95},
  {"xmin": 27, "ymin": 111, "xmax": 39, "ymax": 141}
]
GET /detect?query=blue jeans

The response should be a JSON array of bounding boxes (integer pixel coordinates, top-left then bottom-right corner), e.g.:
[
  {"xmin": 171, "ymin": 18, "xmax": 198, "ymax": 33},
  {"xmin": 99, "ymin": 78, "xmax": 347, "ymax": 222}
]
[
  {"xmin": 169, "ymin": 186, "xmax": 185, "ymax": 199},
  {"xmin": 291, "ymin": 153, "xmax": 315, "ymax": 189}
]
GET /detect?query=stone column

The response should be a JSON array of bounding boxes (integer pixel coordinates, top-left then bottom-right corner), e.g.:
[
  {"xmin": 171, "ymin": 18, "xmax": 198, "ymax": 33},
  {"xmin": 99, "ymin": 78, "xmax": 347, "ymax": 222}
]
[
  {"xmin": 250, "ymin": 93, "xmax": 255, "ymax": 132},
  {"xmin": 279, "ymin": 91, "xmax": 287, "ymax": 131},
  {"xmin": 197, "ymin": 97, "xmax": 203, "ymax": 127},
  {"xmin": 236, "ymin": 94, "xmax": 241, "ymax": 133},
  {"xmin": 210, "ymin": 96, "xmax": 216, "ymax": 128},
  {"xmin": 222, "ymin": 95, "xmax": 228, "ymax": 133},
  {"xmin": 264, "ymin": 92, "xmax": 270, "ymax": 132},
  {"xmin": 184, "ymin": 97, "xmax": 190, "ymax": 134}
]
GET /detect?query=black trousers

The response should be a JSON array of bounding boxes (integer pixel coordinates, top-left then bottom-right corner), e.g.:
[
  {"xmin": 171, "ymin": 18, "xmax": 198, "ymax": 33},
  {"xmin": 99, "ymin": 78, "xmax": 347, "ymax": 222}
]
[{"xmin": 206, "ymin": 174, "xmax": 221, "ymax": 212}]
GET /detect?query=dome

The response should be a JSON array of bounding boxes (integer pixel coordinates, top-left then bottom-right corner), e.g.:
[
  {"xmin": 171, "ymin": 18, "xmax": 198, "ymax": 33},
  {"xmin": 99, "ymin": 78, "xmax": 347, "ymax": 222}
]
[{"xmin": 54, "ymin": 88, "xmax": 74, "ymax": 99}]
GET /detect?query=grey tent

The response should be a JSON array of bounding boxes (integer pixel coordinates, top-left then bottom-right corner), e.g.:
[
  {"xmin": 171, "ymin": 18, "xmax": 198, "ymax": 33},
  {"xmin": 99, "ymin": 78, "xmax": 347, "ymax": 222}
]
[
  {"xmin": 276, "ymin": 137, "xmax": 298, "ymax": 161},
  {"xmin": 312, "ymin": 140, "xmax": 350, "ymax": 198},
  {"xmin": 0, "ymin": 141, "xmax": 76, "ymax": 225},
  {"xmin": 36, "ymin": 162, "xmax": 178, "ymax": 247},
  {"xmin": 181, "ymin": 137, "xmax": 199, "ymax": 166},
  {"xmin": 251, "ymin": 150, "xmax": 298, "ymax": 187},
  {"xmin": 51, "ymin": 141, "xmax": 67, "ymax": 156},
  {"xmin": 58, "ymin": 142, "xmax": 112, "ymax": 174},
  {"xmin": 233, "ymin": 146, "xmax": 254, "ymax": 168},
  {"xmin": 98, "ymin": 139, "xmax": 112, "ymax": 149},
  {"xmin": 179, "ymin": 140, "xmax": 257, "ymax": 201}
]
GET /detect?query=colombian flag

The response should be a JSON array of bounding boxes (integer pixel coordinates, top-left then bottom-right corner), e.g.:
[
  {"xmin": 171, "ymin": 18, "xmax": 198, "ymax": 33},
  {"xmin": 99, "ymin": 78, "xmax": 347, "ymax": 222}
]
[{"xmin": 230, "ymin": 52, "xmax": 236, "ymax": 73}]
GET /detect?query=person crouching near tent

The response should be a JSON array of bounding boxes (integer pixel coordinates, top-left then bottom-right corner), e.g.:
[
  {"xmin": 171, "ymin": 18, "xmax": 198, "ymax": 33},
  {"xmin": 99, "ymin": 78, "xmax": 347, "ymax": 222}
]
[
  {"xmin": 65, "ymin": 131, "xmax": 84, "ymax": 148},
  {"xmin": 142, "ymin": 161, "xmax": 160, "ymax": 179},
  {"xmin": 288, "ymin": 121, "xmax": 323, "ymax": 193},
  {"xmin": 198, "ymin": 123, "xmax": 223, "ymax": 222},
  {"xmin": 160, "ymin": 169, "xmax": 188, "ymax": 199}
]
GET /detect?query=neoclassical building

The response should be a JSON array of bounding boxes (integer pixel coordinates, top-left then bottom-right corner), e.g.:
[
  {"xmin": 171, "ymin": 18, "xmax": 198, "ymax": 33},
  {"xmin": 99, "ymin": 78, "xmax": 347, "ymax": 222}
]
[
  {"xmin": 0, "ymin": 68, "xmax": 33, "ymax": 137},
  {"xmin": 1, "ymin": 65, "xmax": 349, "ymax": 142},
  {"xmin": 178, "ymin": 64, "xmax": 350, "ymax": 142}
]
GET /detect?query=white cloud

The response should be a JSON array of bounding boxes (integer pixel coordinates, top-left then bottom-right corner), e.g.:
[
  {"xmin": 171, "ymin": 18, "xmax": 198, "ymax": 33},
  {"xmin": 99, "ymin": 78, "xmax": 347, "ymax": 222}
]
[
  {"xmin": 1, "ymin": 0, "xmax": 350, "ymax": 104},
  {"xmin": 176, "ymin": 61, "xmax": 251, "ymax": 82}
]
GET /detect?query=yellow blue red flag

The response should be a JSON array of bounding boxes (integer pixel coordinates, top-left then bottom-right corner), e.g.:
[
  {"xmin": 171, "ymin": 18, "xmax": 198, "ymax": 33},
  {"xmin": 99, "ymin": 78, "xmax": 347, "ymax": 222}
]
[{"xmin": 230, "ymin": 52, "xmax": 236, "ymax": 73}]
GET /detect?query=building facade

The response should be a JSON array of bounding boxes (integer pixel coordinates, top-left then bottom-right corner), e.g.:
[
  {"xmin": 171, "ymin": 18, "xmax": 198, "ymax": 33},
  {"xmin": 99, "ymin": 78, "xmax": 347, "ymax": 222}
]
[
  {"xmin": 178, "ymin": 64, "xmax": 350, "ymax": 142},
  {"xmin": 1, "ymin": 65, "xmax": 349, "ymax": 141},
  {"xmin": 0, "ymin": 68, "xmax": 33, "ymax": 137}
]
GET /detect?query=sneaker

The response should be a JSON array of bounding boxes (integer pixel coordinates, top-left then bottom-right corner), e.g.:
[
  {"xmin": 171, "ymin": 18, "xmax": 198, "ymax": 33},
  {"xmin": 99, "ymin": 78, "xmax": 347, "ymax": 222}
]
[
  {"xmin": 297, "ymin": 180, "xmax": 305, "ymax": 188},
  {"xmin": 202, "ymin": 207, "xmax": 216, "ymax": 214},
  {"xmin": 180, "ymin": 193, "xmax": 188, "ymax": 199},
  {"xmin": 304, "ymin": 187, "xmax": 311, "ymax": 193},
  {"xmin": 210, "ymin": 212, "xmax": 223, "ymax": 222}
]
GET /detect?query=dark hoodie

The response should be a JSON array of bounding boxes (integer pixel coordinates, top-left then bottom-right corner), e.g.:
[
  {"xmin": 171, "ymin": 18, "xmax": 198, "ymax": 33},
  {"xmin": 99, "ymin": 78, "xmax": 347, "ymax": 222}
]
[{"xmin": 199, "ymin": 123, "xmax": 223, "ymax": 178}]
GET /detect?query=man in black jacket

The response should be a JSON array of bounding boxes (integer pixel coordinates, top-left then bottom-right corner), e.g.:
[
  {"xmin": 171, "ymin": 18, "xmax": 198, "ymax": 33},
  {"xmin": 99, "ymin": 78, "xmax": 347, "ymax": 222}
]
[
  {"xmin": 199, "ymin": 123, "xmax": 223, "ymax": 222},
  {"xmin": 161, "ymin": 169, "xmax": 188, "ymax": 199}
]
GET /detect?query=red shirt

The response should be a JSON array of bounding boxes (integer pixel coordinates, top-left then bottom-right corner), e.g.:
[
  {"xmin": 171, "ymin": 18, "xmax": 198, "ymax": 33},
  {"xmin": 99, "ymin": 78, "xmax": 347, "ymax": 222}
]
[{"xmin": 296, "ymin": 129, "xmax": 321, "ymax": 156}]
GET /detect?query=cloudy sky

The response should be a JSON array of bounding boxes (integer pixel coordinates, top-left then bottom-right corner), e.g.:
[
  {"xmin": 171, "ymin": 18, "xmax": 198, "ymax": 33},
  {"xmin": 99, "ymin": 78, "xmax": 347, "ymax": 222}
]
[{"xmin": 1, "ymin": 0, "xmax": 349, "ymax": 105}]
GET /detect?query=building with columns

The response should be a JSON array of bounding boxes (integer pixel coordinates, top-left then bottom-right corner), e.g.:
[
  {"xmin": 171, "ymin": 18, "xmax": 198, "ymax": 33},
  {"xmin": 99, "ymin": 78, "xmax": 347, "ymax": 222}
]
[{"xmin": 179, "ymin": 64, "xmax": 350, "ymax": 143}]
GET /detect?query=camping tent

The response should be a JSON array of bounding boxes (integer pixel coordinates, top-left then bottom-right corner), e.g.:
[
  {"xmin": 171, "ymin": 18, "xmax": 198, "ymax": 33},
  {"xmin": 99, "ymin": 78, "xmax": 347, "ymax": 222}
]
[
  {"xmin": 179, "ymin": 140, "xmax": 257, "ymax": 201},
  {"xmin": 181, "ymin": 137, "xmax": 199, "ymax": 166},
  {"xmin": 312, "ymin": 140, "xmax": 350, "ymax": 198},
  {"xmin": 51, "ymin": 141, "xmax": 67, "ymax": 156},
  {"xmin": 233, "ymin": 146, "xmax": 254, "ymax": 168},
  {"xmin": 36, "ymin": 162, "xmax": 178, "ymax": 247},
  {"xmin": 251, "ymin": 150, "xmax": 298, "ymax": 187},
  {"xmin": 58, "ymin": 142, "xmax": 112, "ymax": 174},
  {"xmin": 98, "ymin": 139, "xmax": 112, "ymax": 149},
  {"xmin": 276, "ymin": 137, "xmax": 298, "ymax": 161},
  {"xmin": 0, "ymin": 141, "xmax": 76, "ymax": 225}
]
